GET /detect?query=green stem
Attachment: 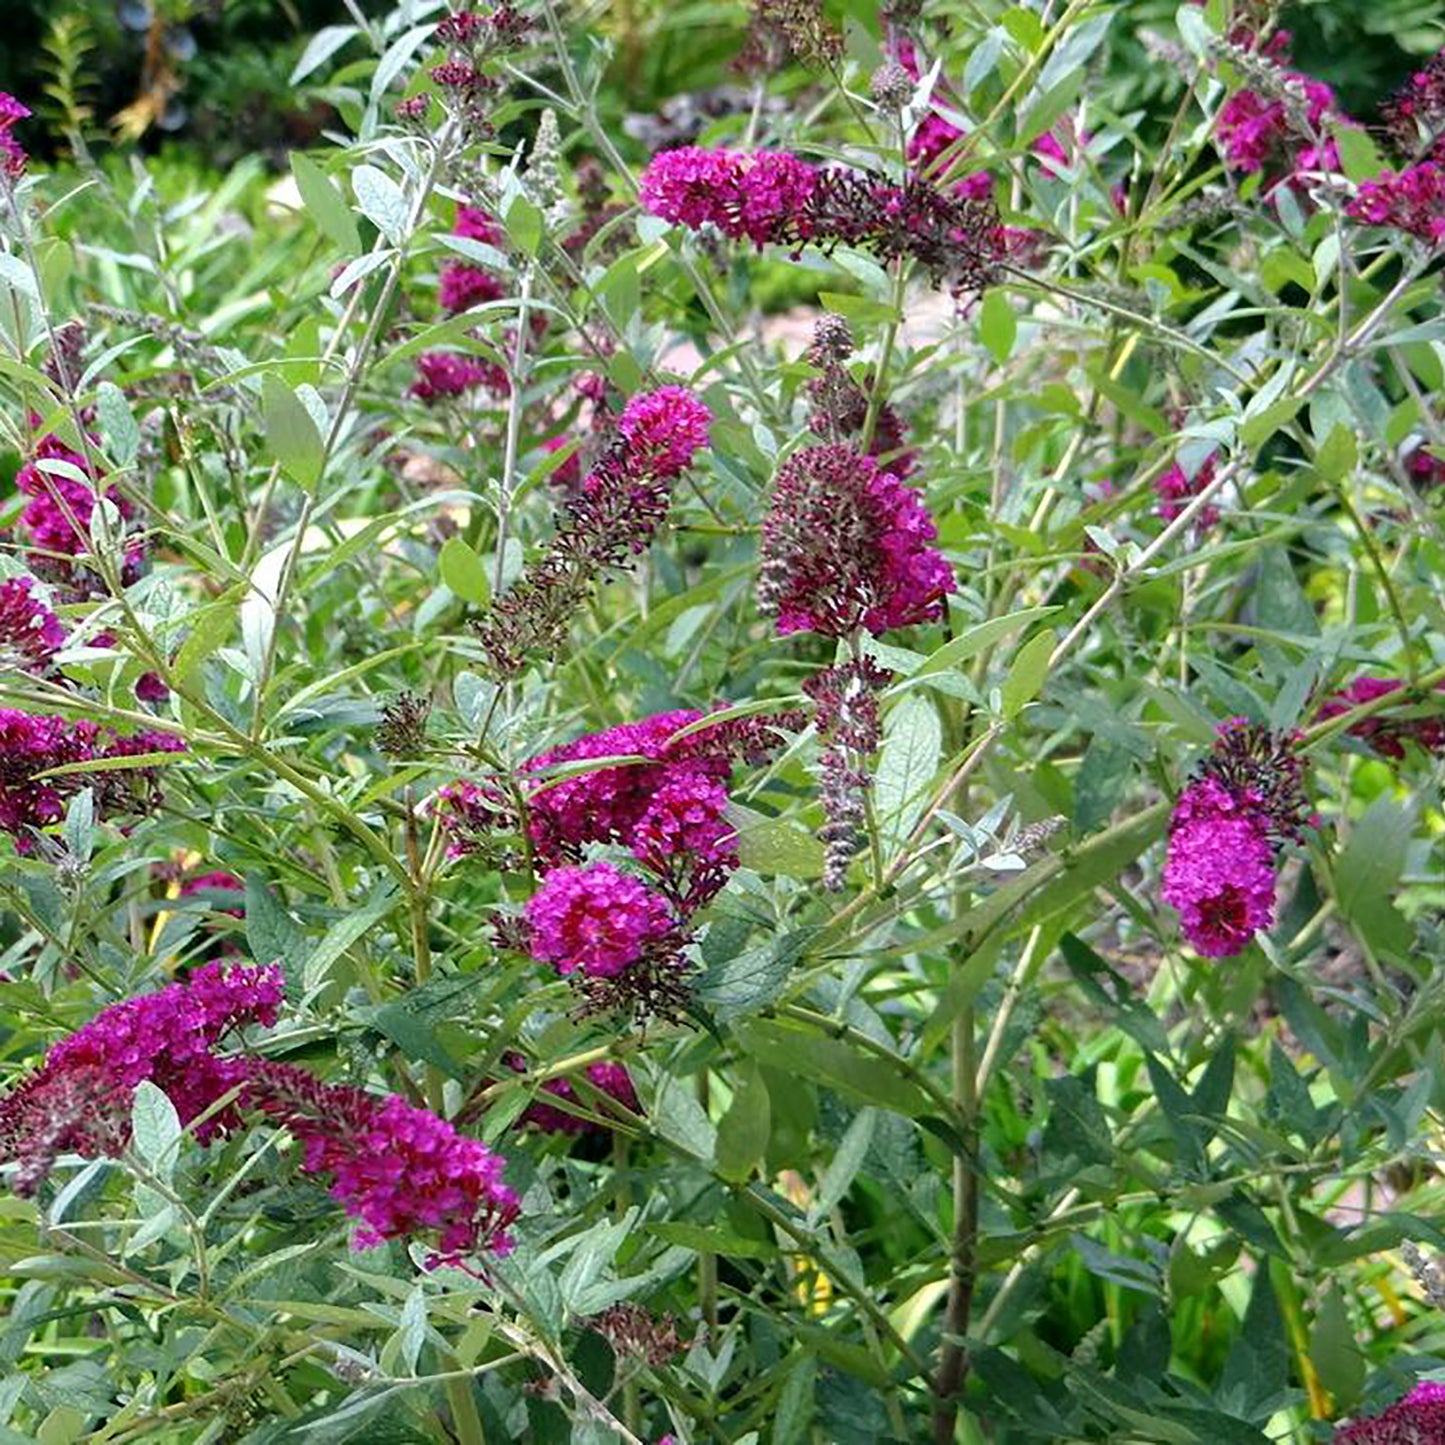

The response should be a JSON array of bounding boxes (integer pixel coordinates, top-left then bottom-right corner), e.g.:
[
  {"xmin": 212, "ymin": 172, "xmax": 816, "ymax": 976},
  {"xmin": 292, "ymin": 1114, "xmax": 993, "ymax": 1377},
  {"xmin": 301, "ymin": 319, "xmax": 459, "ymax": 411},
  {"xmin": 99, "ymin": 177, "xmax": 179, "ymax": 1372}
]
[{"xmin": 931, "ymin": 1002, "xmax": 979, "ymax": 1443}]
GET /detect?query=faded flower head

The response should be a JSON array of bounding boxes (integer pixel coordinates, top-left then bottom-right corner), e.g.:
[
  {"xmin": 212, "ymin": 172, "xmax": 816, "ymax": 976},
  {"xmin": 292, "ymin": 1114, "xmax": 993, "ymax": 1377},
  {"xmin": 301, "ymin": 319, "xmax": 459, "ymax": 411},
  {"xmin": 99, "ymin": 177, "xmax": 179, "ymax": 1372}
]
[
  {"xmin": 804, "ymin": 658, "xmax": 889, "ymax": 890},
  {"xmin": 375, "ymin": 690, "xmax": 432, "ymax": 759},
  {"xmin": 590, "ymin": 1301, "xmax": 684, "ymax": 1365},
  {"xmin": 870, "ymin": 62, "xmax": 914, "ymax": 112},
  {"xmin": 758, "ymin": 443, "xmax": 953, "ymax": 637},
  {"xmin": 524, "ymin": 861, "xmax": 676, "ymax": 978},
  {"xmin": 1382, "ymin": 48, "xmax": 1445, "ymax": 155},
  {"xmin": 473, "ymin": 387, "xmax": 711, "ymax": 674},
  {"xmin": 734, "ymin": 0, "xmax": 843, "ymax": 73}
]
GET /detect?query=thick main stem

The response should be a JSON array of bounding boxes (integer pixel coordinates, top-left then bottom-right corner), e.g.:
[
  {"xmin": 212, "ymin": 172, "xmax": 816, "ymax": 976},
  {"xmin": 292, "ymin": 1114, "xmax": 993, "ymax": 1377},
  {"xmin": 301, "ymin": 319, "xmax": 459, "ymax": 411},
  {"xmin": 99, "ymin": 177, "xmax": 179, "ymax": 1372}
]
[{"xmin": 931, "ymin": 1002, "xmax": 979, "ymax": 1443}]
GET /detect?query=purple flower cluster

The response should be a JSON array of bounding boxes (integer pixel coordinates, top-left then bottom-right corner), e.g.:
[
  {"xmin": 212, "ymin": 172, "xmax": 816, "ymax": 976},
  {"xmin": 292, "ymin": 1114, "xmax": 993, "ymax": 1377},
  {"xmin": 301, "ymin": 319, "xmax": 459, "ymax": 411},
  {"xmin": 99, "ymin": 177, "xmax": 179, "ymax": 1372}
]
[
  {"xmin": 1316, "ymin": 677, "xmax": 1445, "ymax": 760},
  {"xmin": 473, "ymin": 386, "xmax": 712, "ymax": 675},
  {"xmin": 0, "ymin": 962, "xmax": 283, "ymax": 1193},
  {"xmin": 413, "ymin": 203, "xmax": 512, "ymax": 402},
  {"xmin": 506, "ymin": 1053, "xmax": 639, "ymax": 1135},
  {"xmin": 410, "ymin": 350, "xmax": 508, "ymax": 402},
  {"xmin": 524, "ymin": 861, "xmax": 675, "ymax": 978},
  {"xmin": 640, "ymin": 146, "xmax": 819, "ymax": 247},
  {"xmin": 0, "ymin": 577, "xmax": 65, "ymax": 672},
  {"xmin": 632, "ymin": 773, "xmax": 740, "ymax": 913},
  {"xmin": 247, "ymin": 1060, "xmax": 519, "ymax": 1263},
  {"xmin": 523, "ymin": 708, "xmax": 730, "ymax": 865},
  {"xmin": 639, "ymin": 146, "xmax": 1004, "ymax": 293},
  {"xmin": 440, "ymin": 201, "xmax": 507, "ymax": 315},
  {"xmin": 757, "ymin": 443, "xmax": 954, "ymax": 637},
  {"xmin": 0, "ymin": 93, "xmax": 27, "ymax": 178},
  {"xmin": 504, "ymin": 708, "xmax": 798, "ymax": 1009},
  {"xmin": 1161, "ymin": 720, "xmax": 1310, "ymax": 958},
  {"xmin": 613, "ymin": 385, "xmax": 715, "ymax": 481},
  {"xmin": 1335, "ymin": 1380, "xmax": 1445, "ymax": 1444},
  {"xmin": 1347, "ymin": 162, "xmax": 1445, "ymax": 246},
  {"xmin": 15, "ymin": 434, "xmax": 146, "ymax": 592},
  {"xmin": 0, "ymin": 709, "xmax": 184, "ymax": 849},
  {"xmin": 1162, "ymin": 777, "xmax": 1277, "ymax": 958},
  {"xmin": 1215, "ymin": 75, "xmax": 1337, "ymax": 176},
  {"xmin": 1406, "ymin": 444, "xmax": 1445, "ymax": 491},
  {"xmin": 1156, "ymin": 453, "xmax": 1221, "ymax": 529},
  {"xmin": 0, "ymin": 964, "xmax": 520, "ymax": 1264}
]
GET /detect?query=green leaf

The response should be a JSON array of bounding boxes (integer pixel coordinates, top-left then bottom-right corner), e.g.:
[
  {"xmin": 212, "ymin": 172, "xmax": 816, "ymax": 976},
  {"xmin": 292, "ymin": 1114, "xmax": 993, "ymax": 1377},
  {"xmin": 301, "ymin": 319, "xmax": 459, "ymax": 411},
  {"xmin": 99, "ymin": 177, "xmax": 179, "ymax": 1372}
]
[
  {"xmin": 130, "ymin": 1081, "xmax": 181, "ymax": 1184},
  {"xmin": 172, "ymin": 599, "xmax": 239, "ymax": 693},
  {"xmin": 397, "ymin": 1285, "xmax": 427, "ymax": 1376},
  {"xmin": 1309, "ymin": 1285, "xmax": 1364, "ymax": 1409},
  {"xmin": 438, "ymin": 535, "xmax": 490, "ymax": 606},
  {"xmin": 62, "ymin": 789, "xmax": 93, "ymax": 867},
  {"xmin": 698, "ymin": 927, "xmax": 816, "ymax": 1020},
  {"xmin": 289, "ymin": 23, "xmax": 358, "ymax": 83},
  {"xmin": 875, "ymin": 693, "xmax": 941, "ymax": 848},
  {"xmin": 360, "ymin": 974, "xmax": 477, "ymax": 1077},
  {"xmin": 727, "ymin": 806, "xmax": 825, "ymax": 880},
  {"xmin": 1334, "ymin": 794, "xmax": 1416, "ymax": 959},
  {"xmin": 1241, "ymin": 396, "xmax": 1304, "ymax": 450},
  {"xmin": 352, "ymin": 164, "xmax": 408, "ymax": 244},
  {"xmin": 1041, "ymin": 1073, "xmax": 1111, "ymax": 1171},
  {"xmin": 303, "ymin": 883, "xmax": 401, "ymax": 994},
  {"xmin": 1001, "ymin": 629, "xmax": 1054, "ymax": 719},
  {"xmin": 504, "ymin": 192, "xmax": 543, "ymax": 257},
  {"xmin": 1332, "ymin": 125, "xmax": 1386, "ymax": 184},
  {"xmin": 0, "ymin": 253, "xmax": 38, "ymax": 302},
  {"xmin": 263, "ymin": 374, "xmax": 325, "ymax": 491},
  {"xmin": 651, "ymin": 1074, "xmax": 716, "ymax": 1163},
  {"xmin": 738, "ymin": 1020, "xmax": 930, "ymax": 1118},
  {"xmin": 979, "ymin": 288, "xmax": 1016, "ymax": 365},
  {"xmin": 1315, "ymin": 421, "xmax": 1357, "ymax": 483},
  {"xmin": 95, "ymin": 383, "xmax": 139, "ymax": 469},
  {"xmin": 1072, "ymin": 735, "xmax": 1133, "ymax": 833},
  {"xmin": 245, "ymin": 875, "xmax": 308, "ymax": 990},
  {"xmin": 645, "ymin": 1223, "xmax": 775, "ymax": 1259},
  {"xmin": 812, "ymin": 1108, "xmax": 875, "ymax": 1222},
  {"xmin": 715, "ymin": 1061, "xmax": 771, "ymax": 1184},
  {"xmin": 816, "ymin": 292, "xmax": 899, "ymax": 328},
  {"xmin": 910, "ymin": 606, "xmax": 1060, "ymax": 679},
  {"xmin": 291, "ymin": 153, "xmax": 361, "ymax": 255},
  {"xmin": 1070, "ymin": 1232, "xmax": 1161, "ymax": 1297}
]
